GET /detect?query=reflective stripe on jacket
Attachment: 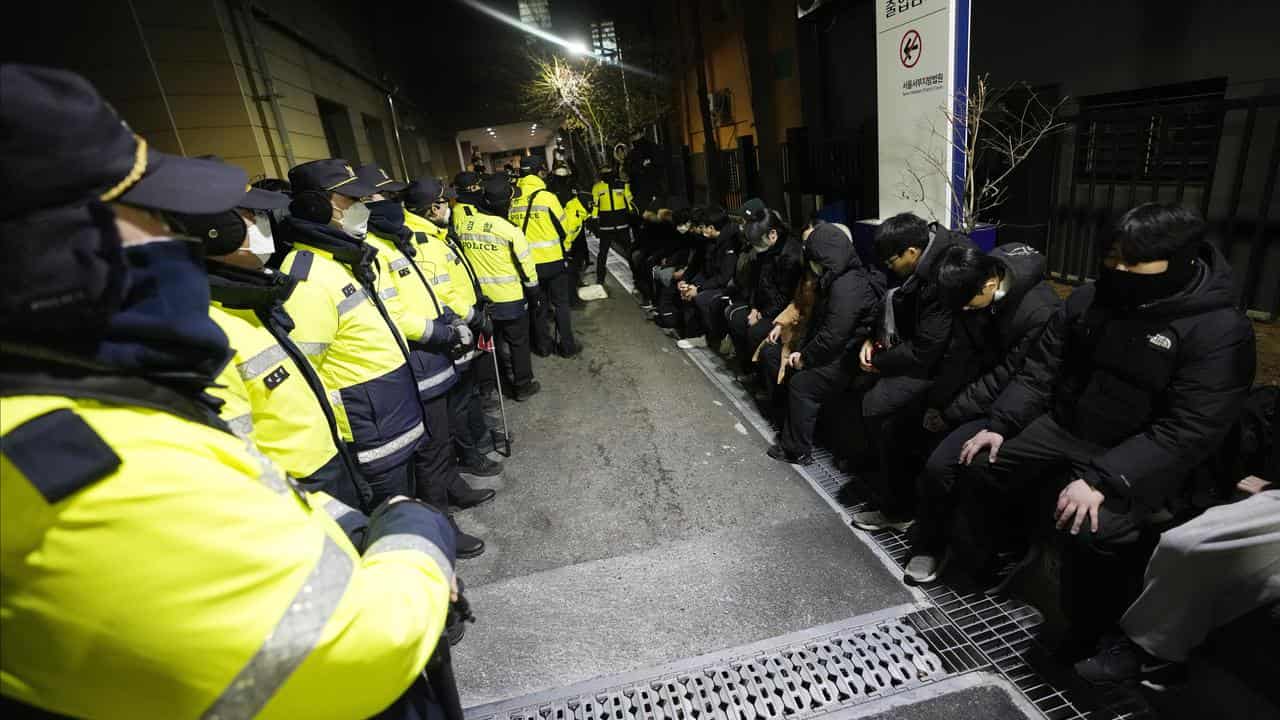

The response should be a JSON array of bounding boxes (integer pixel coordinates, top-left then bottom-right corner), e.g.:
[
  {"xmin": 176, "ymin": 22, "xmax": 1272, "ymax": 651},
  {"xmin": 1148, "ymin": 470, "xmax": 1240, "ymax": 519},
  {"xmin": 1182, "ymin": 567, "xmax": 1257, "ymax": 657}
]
[
  {"xmin": 280, "ymin": 245, "xmax": 425, "ymax": 474},
  {"xmin": 452, "ymin": 203, "xmax": 538, "ymax": 318},
  {"xmin": 365, "ymin": 232, "xmax": 459, "ymax": 402},
  {"xmin": 0, "ymin": 394, "xmax": 453, "ymax": 720},
  {"xmin": 510, "ymin": 174, "xmax": 567, "ymax": 265},
  {"xmin": 405, "ymin": 210, "xmax": 478, "ymax": 316},
  {"xmin": 591, "ymin": 180, "xmax": 635, "ymax": 228},
  {"xmin": 208, "ymin": 304, "xmax": 350, "ymax": 486}
]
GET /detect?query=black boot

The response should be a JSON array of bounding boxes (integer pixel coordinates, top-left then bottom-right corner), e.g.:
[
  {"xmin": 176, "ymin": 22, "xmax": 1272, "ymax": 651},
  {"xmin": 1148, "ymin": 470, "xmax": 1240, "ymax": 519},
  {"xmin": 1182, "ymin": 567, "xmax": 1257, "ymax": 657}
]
[
  {"xmin": 458, "ymin": 452, "xmax": 503, "ymax": 478},
  {"xmin": 449, "ymin": 483, "xmax": 496, "ymax": 510},
  {"xmin": 514, "ymin": 379, "xmax": 541, "ymax": 401},
  {"xmin": 451, "ymin": 515, "xmax": 485, "ymax": 559}
]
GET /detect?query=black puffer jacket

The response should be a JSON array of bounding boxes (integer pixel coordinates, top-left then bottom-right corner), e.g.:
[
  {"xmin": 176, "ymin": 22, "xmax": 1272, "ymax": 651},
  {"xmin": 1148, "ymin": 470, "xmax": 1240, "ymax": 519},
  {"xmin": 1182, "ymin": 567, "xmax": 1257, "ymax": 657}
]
[
  {"xmin": 748, "ymin": 235, "xmax": 804, "ymax": 320},
  {"xmin": 989, "ymin": 242, "xmax": 1256, "ymax": 509},
  {"xmin": 799, "ymin": 225, "xmax": 884, "ymax": 368},
  {"xmin": 871, "ymin": 224, "xmax": 975, "ymax": 378},
  {"xmin": 691, "ymin": 223, "xmax": 741, "ymax": 292},
  {"xmin": 935, "ymin": 243, "xmax": 1062, "ymax": 425}
]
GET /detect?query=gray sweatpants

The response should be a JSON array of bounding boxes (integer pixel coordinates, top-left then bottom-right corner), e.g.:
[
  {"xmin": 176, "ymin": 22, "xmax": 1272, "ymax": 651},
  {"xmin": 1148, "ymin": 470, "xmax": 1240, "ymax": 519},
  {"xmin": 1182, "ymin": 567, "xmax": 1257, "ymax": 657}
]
[{"xmin": 1122, "ymin": 490, "xmax": 1280, "ymax": 661}]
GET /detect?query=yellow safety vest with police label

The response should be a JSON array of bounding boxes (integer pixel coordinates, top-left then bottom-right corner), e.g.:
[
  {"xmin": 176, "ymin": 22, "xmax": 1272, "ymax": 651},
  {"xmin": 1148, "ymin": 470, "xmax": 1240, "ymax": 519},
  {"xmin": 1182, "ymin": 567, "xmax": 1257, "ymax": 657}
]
[
  {"xmin": 510, "ymin": 174, "xmax": 568, "ymax": 266},
  {"xmin": 452, "ymin": 203, "xmax": 538, "ymax": 310}
]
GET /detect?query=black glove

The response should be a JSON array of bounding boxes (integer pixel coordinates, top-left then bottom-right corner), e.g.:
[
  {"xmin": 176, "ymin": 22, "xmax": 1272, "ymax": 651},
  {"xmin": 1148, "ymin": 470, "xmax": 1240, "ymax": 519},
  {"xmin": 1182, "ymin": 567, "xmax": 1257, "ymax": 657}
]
[
  {"xmin": 469, "ymin": 307, "xmax": 493, "ymax": 337},
  {"xmin": 524, "ymin": 283, "xmax": 545, "ymax": 305}
]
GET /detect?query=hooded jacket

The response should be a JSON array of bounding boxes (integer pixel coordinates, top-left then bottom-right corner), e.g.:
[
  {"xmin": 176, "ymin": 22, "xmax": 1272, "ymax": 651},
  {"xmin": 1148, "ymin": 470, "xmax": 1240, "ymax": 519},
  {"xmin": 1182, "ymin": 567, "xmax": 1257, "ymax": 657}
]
[
  {"xmin": 871, "ymin": 224, "xmax": 976, "ymax": 378},
  {"xmin": 746, "ymin": 235, "xmax": 804, "ymax": 320},
  {"xmin": 798, "ymin": 224, "xmax": 884, "ymax": 368},
  {"xmin": 934, "ymin": 243, "xmax": 1063, "ymax": 425},
  {"xmin": 989, "ymin": 242, "xmax": 1256, "ymax": 509}
]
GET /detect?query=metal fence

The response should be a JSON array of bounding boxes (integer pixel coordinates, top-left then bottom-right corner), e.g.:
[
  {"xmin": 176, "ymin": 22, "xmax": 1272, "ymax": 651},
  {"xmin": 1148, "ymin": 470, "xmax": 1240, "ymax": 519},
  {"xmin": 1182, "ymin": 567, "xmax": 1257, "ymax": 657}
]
[{"xmin": 1044, "ymin": 94, "xmax": 1280, "ymax": 317}]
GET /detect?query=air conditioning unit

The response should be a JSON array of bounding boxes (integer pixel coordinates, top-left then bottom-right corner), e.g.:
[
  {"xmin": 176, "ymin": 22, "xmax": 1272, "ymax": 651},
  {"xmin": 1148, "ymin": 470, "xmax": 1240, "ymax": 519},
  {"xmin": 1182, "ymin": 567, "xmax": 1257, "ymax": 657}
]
[{"xmin": 797, "ymin": 0, "xmax": 833, "ymax": 20}]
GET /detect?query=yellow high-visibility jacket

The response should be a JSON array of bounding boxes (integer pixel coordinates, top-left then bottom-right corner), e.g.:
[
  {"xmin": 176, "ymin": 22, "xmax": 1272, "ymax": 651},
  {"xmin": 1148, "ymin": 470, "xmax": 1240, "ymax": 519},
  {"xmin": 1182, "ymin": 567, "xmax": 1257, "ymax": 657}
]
[
  {"xmin": 208, "ymin": 303, "xmax": 353, "ymax": 491},
  {"xmin": 453, "ymin": 202, "xmax": 538, "ymax": 319},
  {"xmin": 591, "ymin": 179, "xmax": 635, "ymax": 230},
  {"xmin": 365, "ymin": 230, "xmax": 459, "ymax": 401},
  {"xmin": 509, "ymin": 174, "xmax": 568, "ymax": 266},
  {"xmin": 278, "ymin": 225, "xmax": 425, "ymax": 476},
  {"xmin": 405, "ymin": 210, "xmax": 479, "ymax": 318},
  {"xmin": 562, "ymin": 195, "xmax": 590, "ymax": 253},
  {"xmin": 0, "ymin": 393, "xmax": 453, "ymax": 719}
]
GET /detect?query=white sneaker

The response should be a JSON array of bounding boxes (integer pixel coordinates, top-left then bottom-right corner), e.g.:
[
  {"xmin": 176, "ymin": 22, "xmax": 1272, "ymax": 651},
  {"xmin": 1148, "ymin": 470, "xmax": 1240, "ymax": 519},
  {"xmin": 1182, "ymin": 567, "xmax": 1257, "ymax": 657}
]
[
  {"xmin": 850, "ymin": 510, "xmax": 915, "ymax": 532},
  {"xmin": 904, "ymin": 550, "xmax": 950, "ymax": 585},
  {"xmin": 676, "ymin": 336, "xmax": 707, "ymax": 349}
]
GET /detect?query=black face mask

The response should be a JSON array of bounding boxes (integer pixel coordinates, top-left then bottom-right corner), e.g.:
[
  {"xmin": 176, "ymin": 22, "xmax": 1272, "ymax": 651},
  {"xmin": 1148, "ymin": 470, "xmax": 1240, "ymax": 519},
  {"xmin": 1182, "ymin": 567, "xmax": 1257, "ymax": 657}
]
[{"xmin": 1095, "ymin": 257, "xmax": 1198, "ymax": 309}]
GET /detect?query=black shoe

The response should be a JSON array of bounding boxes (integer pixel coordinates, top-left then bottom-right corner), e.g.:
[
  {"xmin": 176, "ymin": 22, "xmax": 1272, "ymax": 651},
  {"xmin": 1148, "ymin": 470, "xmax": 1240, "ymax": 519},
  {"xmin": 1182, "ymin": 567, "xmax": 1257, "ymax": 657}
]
[
  {"xmin": 766, "ymin": 444, "xmax": 814, "ymax": 466},
  {"xmin": 449, "ymin": 484, "xmax": 496, "ymax": 510},
  {"xmin": 532, "ymin": 346, "xmax": 553, "ymax": 358},
  {"xmin": 451, "ymin": 516, "xmax": 485, "ymax": 559},
  {"xmin": 558, "ymin": 342, "xmax": 583, "ymax": 358},
  {"xmin": 1075, "ymin": 637, "xmax": 1186, "ymax": 689},
  {"xmin": 458, "ymin": 454, "xmax": 503, "ymax": 477},
  {"xmin": 514, "ymin": 380, "xmax": 541, "ymax": 401}
]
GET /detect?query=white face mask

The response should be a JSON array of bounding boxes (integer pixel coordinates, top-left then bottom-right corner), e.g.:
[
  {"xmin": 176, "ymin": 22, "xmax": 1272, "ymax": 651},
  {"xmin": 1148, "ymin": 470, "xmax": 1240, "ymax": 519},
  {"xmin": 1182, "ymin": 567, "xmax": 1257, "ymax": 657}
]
[
  {"xmin": 334, "ymin": 200, "xmax": 370, "ymax": 239},
  {"xmin": 247, "ymin": 213, "xmax": 274, "ymax": 262},
  {"xmin": 809, "ymin": 260, "xmax": 824, "ymax": 276},
  {"xmin": 434, "ymin": 205, "xmax": 452, "ymax": 225}
]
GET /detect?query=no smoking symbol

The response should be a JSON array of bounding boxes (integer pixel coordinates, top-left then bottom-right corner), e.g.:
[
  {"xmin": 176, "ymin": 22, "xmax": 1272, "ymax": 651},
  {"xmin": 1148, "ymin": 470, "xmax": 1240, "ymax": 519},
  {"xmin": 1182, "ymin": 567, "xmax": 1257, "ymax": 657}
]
[{"xmin": 900, "ymin": 29, "xmax": 921, "ymax": 68}]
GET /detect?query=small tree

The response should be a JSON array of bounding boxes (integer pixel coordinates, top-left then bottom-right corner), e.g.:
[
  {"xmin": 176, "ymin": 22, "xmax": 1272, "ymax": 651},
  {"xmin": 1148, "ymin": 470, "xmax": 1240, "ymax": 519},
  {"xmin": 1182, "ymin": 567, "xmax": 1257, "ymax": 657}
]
[
  {"xmin": 523, "ymin": 51, "xmax": 668, "ymax": 182},
  {"xmin": 901, "ymin": 74, "xmax": 1068, "ymax": 233}
]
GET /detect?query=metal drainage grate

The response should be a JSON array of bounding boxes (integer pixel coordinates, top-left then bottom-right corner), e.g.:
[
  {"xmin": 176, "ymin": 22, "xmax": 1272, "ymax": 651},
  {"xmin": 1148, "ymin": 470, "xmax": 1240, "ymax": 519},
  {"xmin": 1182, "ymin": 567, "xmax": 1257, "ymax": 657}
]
[{"xmin": 473, "ymin": 612, "xmax": 986, "ymax": 720}]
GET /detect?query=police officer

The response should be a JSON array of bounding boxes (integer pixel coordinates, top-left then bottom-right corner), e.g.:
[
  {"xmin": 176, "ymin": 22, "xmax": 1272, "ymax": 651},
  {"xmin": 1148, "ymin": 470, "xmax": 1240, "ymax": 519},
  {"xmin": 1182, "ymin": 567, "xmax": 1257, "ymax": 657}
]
[
  {"xmin": 359, "ymin": 163, "xmax": 491, "ymax": 557},
  {"xmin": 589, "ymin": 164, "xmax": 636, "ymax": 289},
  {"xmin": 509, "ymin": 155, "xmax": 579, "ymax": 357},
  {"xmin": 0, "ymin": 65, "xmax": 456, "ymax": 719},
  {"xmin": 171, "ymin": 183, "xmax": 374, "ymax": 514},
  {"xmin": 454, "ymin": 173, "xmax": 542, "ymax": 401},
  {"xmin": 549, "ymin": 162, "xmax": 592, "ymax": 306},
  {"xmin": 404, "ymin": 178, "xmax": 506, "ymax": 477},
  {"xmin": 276, "ymin": 159, "xmax": 427, "ymax": 509}
]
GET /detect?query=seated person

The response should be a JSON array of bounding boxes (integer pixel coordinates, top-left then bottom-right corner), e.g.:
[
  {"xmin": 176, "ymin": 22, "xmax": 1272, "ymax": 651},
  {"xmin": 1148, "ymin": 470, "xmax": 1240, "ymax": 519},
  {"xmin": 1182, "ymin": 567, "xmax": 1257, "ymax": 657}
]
[
  {"xmin": 1075, "ymin": 472, "xmax": 1277, "ymax": 689},
  {"xmin": 852, "ymin": 213, "xmax": 974, "ymax": 531},
  {"xmin": 898, "ymin": 242, "xmax": 1062, "ymax": 584},
  {"xmin": 727, "ymin": 209, "xmax": 803, "ymax": 378},
  {"xmin": 759, "ymin": 223, "xmax": 882, "ymax": 465},
  {"xmin": 655, "ymin": 208, "xmax": 707, "ymax": 333},
  {"xmin": 954, "ymin": 203, "xmax": 1255, "ymax": 649},
  {"xmin": 679, "ymin": 206, "xmax": 742, "ymax": 348}
]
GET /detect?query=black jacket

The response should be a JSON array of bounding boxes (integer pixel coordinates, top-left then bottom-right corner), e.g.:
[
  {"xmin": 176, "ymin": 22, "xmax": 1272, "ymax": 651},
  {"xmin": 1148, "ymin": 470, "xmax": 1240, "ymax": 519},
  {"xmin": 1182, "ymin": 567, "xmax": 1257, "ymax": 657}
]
[
  {"xmin": 871, "ymin": 224, "xmax": 975, "ymax": 378},
  {"xmin": 692, "ymin": 224, "xmax": 741, "ymax": 292},
  {"xmin": 800, "ymin": 225, "xmax": 884, "ymax": 368},
  {"xmin": 989, "ymin": 242, "xmax": 1256, "ymax": 509},
  {"xmin": 936, "ymin": 243, "xmax": 1062, "ymax": 425},
  {"xmin": 747, "ymin": 236, "xmax": 804, "ymax": 320}
]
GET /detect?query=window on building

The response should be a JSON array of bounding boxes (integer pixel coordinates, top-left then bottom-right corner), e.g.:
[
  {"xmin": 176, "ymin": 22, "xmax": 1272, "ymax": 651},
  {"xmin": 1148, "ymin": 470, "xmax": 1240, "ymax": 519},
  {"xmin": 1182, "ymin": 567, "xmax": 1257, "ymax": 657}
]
[
  {"xmin": 519, "ymin": 0, "xmax": 551, "ymax": 30},
  {"xmin": 590, "ymin": 19, "xmax": 618, "ymax": 62},
  {"xmin": 315, "ymin": 96, "xmax": 358, "ymax": 161},
  {"xmin": 1074, "ymin": 79, "xmax": 1226, "ymax": 184},
  {"xmin": 362, "ymin": 114, "xmax": 394, "ymax": 174}
]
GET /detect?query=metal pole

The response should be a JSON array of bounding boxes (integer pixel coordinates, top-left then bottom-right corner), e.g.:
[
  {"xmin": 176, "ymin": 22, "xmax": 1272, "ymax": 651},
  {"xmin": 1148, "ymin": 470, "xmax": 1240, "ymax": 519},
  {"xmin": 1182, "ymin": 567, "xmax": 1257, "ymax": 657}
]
[
  {"xmin": 238, "ymin": 0, "xmax": 296, "ymax": 169},
  {"xmin": 127, "ymin": 0, "xmax": 186, "ymax": 156},
  {"xmin": 387, "ymin": 92, "xmax": 410, "ymax": 179},
  {"xmin": 619, "ymin": 43, "xmax": 633, "ymax": 128}
]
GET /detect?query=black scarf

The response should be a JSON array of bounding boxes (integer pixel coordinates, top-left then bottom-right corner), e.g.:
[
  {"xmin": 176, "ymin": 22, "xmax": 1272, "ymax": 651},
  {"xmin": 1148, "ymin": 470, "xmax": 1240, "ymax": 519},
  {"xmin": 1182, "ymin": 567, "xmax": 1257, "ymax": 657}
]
[
  {"xmin": 367, "ymin": 200, "xmax": 418, "ymax": 259},
  {"xmin": 207, "ymin": 261, "xmax": 298, "ymax": 334}
]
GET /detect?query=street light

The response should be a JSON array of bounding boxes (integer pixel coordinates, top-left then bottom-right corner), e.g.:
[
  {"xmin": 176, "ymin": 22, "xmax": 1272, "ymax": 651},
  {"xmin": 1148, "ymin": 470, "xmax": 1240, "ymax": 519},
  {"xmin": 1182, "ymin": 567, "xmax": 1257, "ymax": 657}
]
[{"xmin": 567, "ymin": 40, "xmax": 589, "ymax": 57}]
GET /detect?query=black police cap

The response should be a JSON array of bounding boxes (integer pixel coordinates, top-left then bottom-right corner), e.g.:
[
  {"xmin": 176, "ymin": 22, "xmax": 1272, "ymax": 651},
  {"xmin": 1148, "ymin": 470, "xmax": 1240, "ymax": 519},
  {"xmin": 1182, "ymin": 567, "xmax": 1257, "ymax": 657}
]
[
  {"xmin": 519, "ymin": 155, "xmax": 546, "ymax": 172},
  {"xmin": 404, "ymin": 178, "xmax": 456, "ymax": 209},
  {"xmin": 0, "ymin": 65, "xmax": 247, "ymax": 218},
  {"xmin": 288, "ymin": 159, "xmax": 379, "ymax": 198},
  {"xmin": 453, "ymin": 171, "xmax": 481, "ymax": 191},
  {"xmin": 356, "ymin": 163, "xmax": 408, "ymax": 194}
]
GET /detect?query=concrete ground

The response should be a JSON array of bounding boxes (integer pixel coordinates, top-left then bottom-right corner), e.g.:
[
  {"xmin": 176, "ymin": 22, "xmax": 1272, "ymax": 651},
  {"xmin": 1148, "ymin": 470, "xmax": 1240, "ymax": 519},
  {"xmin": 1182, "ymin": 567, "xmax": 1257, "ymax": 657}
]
[{"xmin": 452, "ymin": 275, "xmax": 913, "ymax": 707}]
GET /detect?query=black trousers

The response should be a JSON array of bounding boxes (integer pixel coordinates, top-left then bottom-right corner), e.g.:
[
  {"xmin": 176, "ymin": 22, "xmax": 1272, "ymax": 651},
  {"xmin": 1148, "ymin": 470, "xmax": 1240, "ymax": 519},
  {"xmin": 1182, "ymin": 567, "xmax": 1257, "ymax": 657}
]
[
  {"xmin": 568, "ymin": 239, "xmax": 589, "ymax": 289},
  {"xmin": 493, "ymin": 313, "xmax": 534, "ymax": 389},
  {"xmin": 414, "ymin": 394, "xmax": 468, "ymax": 510},
  {"xmin": 757, "ymin": 347, "xmax": 857, "ymax": 456},
  {"xmin": 956, "ymin": 413, "xmax": 1154, "ymax": 640},
  {"xmin": 532, "ymin": 262, "xmax": 577, "ymax": 354},
  {"xmin": 630, "ymin": 249, "xmax": 656, "ymax": 301},
  {"xmin": 595, "ymin": 226, "xmax": 630, "ymax": 285},
  {"xmin": 448, "ymin": 360, "xmax": 491, "ymax": 466},
  {"xmin": 692, "ymin": 289, "xmax": 728, "ymax": 345},
  {"xmin": 909, "ymin": 418, "xmax": 988, "ymax": 555},
  {"xmin": 365, "ymin": 461, "xmax": 413, "ymax": 509},
  {"xmin": 726, "ymin": 304, "xmax": 770, "ymax": 374},
  {"xmin": 861, "ymin": 376, "xmax": 935, "ymax": 518}
]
